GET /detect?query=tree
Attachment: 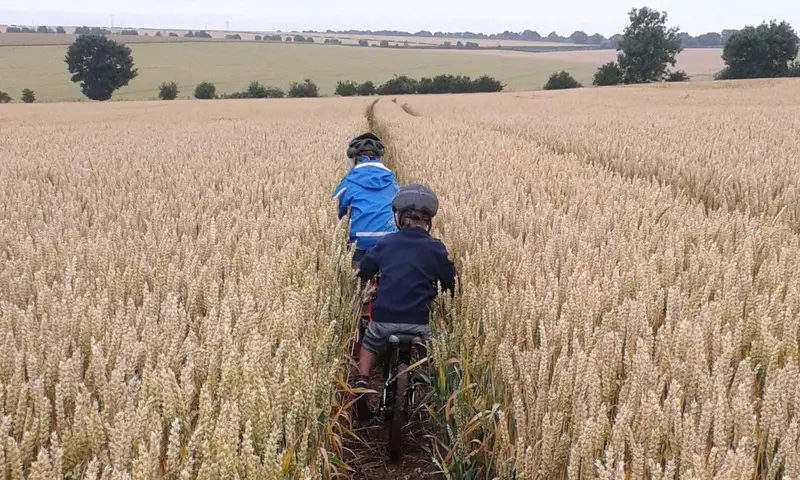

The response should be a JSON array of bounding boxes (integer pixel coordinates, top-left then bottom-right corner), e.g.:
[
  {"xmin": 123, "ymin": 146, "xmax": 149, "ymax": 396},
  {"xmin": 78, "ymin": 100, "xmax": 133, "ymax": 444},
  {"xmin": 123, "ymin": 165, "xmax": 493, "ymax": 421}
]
[
  {"xmin": 37, "ymin": 25, "xmax": 52, "ymax": 34},
  {"xmin": 0, "ymin": 91, "xmax": 11, "ymax": 103},
  {"xmin": 593, "ymin": 62, "xmax": 624, "ymax": 86},
  {"xmin": 56, "ymin": 26, "xmax": 66, "ymax": 34},
  {"xmin": 194, "ymin": 82, "xmax": 216, "ymax": 99},
  {"xmin": 719, "ymin": 21, "xmax": 799, "ymax": 79},
  {"xmin": 65, "ymin": 35, "xmax": 138, "ymax": 101},
  {"xmin": 543, "ymin": 71, "xmax": 582, "ymax": 90},
  {"xmin": 158, "ymin": 81, "xmax": 179, "ymax": 100},
  {"xmin": 21, "ymin": 89, "xmax": 36, "ymax": 103},
  {"xmin": 588, "ymin": 33, "xmax": 606, "ymax": 45},
  {"xmin": 380, "ymin": 40, "xmax": 390, "ymax": 47},
  {"xmin": 358, "ymin": 39, "xmax": 369, "ymax": 46},
  {"xmin": 288, "ymin": 79, "xmax": 319, "ymax": 97},
  {"xmin": 617, "ymin": 7, "xmax": 683, "ymax": 83},
  {"xmin": 254, "ymin": 35, "xmax": 262, "ymax": 40},
  {"xmin": 570, "ymin": 31, "xmax": 589, "ymax": 44}
]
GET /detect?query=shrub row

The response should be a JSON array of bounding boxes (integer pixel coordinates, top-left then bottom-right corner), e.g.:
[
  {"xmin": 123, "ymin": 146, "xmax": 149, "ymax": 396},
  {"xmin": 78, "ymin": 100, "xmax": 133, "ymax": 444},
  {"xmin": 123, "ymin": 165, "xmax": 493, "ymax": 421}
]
[
  {"xmin": 156, "ymin": 80, "xmax": 320, "ymax": 100},
  {"xmin": 0, "ymin": 89, "xmax": 36, "ymax": 103},
  {"xmin": 335, "ymin": 74, "xmax": 504, "ymax": 96},
  {"xmin": 541, "ymin": 65, "xmax": 691, "ymax": 91}
]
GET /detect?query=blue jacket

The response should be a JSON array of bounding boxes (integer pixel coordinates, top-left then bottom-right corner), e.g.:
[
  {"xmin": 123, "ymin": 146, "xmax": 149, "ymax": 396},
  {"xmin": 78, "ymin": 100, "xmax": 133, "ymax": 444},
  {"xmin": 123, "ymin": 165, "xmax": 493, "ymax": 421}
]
[
  {"xmin": 357, "ymin": 227, "xmax": 457, "ymax": 325},
  {"xmin": 332, "ymin": 157, "xmax": 399, "ymax": 251}
]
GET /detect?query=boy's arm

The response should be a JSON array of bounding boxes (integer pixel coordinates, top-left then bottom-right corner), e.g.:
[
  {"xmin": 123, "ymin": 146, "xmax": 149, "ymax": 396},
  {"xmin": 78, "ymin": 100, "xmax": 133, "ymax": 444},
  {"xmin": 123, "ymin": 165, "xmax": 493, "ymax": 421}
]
[
  {"xmin": 357, "ymin": 242, "xmax": 381, "ymax": 280},
  {"xmin": 435, "ymin": 242, "xmax": 457, "ymax": 297},
  {"xmin": 332, "ymin": 179, "xmax": 349, "ymax": 220}
]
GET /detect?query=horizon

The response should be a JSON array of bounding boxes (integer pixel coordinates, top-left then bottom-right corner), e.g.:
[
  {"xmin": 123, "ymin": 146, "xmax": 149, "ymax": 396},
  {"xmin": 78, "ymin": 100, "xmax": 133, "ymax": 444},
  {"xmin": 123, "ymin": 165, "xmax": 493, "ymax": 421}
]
[{"xmin": 2, "ymin": 1, "xmax": 799, "ymax": 38}]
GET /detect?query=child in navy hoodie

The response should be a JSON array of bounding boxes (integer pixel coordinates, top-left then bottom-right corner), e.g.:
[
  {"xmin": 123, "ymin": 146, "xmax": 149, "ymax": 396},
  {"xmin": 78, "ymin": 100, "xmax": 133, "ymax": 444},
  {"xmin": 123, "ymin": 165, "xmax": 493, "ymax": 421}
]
[
  {"xmin": 332, "ymin": 132, "xmax": 399, "ymax": 268},
  {"xmin": 353, "ymin": 183, "xmax": 456, "ymax": 420}
]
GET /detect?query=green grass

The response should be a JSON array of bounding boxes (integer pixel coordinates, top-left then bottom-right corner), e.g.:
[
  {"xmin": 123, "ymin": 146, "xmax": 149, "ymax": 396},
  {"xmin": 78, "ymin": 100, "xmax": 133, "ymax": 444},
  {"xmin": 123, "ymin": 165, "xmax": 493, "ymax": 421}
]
[{"xmin": 0, "ymin": 42, "xmax": 598, "ymax": 101}]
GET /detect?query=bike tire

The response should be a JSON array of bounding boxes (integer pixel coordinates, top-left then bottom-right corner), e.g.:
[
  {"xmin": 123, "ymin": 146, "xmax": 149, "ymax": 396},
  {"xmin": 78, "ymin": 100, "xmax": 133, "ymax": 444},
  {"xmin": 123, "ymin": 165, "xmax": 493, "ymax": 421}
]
[{"xmin": 387, "ymin": 366, "xmax": 408, "ymax": 463}]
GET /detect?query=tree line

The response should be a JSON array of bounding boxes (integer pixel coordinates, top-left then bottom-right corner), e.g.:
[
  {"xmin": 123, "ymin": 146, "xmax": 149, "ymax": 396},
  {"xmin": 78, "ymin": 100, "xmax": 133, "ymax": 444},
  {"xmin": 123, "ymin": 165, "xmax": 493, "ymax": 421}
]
[
  {"xmin": 5, "ymin": 24, "xmax": 743, "ymax": 49},
  {"xmin": 312, "ymin": 27, "xmax": 750, "ymax": 48},
  {"xmin": 541, "ymin": 8, "xmax": 799, "ymax": 91}
]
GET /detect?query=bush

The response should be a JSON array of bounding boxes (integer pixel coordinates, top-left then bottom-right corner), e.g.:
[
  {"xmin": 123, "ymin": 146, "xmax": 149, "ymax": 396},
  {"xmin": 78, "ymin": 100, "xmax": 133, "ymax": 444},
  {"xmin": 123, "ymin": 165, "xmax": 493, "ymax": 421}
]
[
  {"xmin": 288, "ymin": 79, "xmax": 319, "ymax": 97},
  {"xmin": 21, "ymin": 89, "xmax": 35, "ymax": 103},
  {"xmin": 593, "ymin": 62, "xmax": 624, "ymax": 86},
  {"xmin": 225, "ymin": 34, "xmax": 242, "ymax": 40},
  {"xmin": 377, "ymin": 74, "xmax": 419, "ymax": 95},
  {"xmin": 263, "ymin": 86, "xmax": 285, "ymax": 98},
  {"xmin": 155, "ymin": 31, "xmax": 162, "ymax": 37},
  {"xmin": 356, "ymin": 81, "xmax": 377, "ymax": 96},
  {"xmin": 471, "ymin": 75, "xmax": 504, "ymax": 92},
  {"xmin": 56, "ymin": 26, "xmax": 66, "ymax": 34},
  {"xmin": 713, "ymin": 67, "xmax": 732, "ymax": 80},
  {"xmin": 358, "ymin": 39, "xmax": 369, "ymax": 47},
  {"xmin": 543, "ymin": 71, "xmax": 583, "ymax": 90},
  {"xmin": 790, "ymin": 61, "xmax": 800, "ymax": 77},
  {"xmin": 335, "ymin": 80, "xmax": 359, "ymax": 96},
  {"xmin": 169, "ymin": 32, "xmax": 179, "ymax": 37},
  {"xmin": 194, "ymin": 82, "xmax": 216, "ymax": 99},
  {"xmin": 265, "ymin": 34, "xmax": 282, "ymax": 41},
  {"xmin": 665, "ymin": 70, "xmax": 690, "ymax": 82},
  {"xmin": 247, "ymin": 81, "xmax": 270, "ymax": 98},
  {"xmin": 254, "ymin": 35, "xmax": 262, "ymax": 41},
  {"xmin": 380, "ymin": 40, "xmax": 390, "ymax": 47},
  {"xmin": 158, "ymin": 81, "xmax": 180, "ymax": 100},
  {"xmin": 120, "ymin": 29, "xmax": 139, "ymax": 36},
  {"xmin": 0, "ymin": 91, "xmax": 12, "ymax": 103}
]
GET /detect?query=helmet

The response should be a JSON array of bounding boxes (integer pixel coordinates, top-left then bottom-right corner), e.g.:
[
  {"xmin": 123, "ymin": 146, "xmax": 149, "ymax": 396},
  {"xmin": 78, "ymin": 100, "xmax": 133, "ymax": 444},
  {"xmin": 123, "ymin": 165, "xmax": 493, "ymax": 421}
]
[
  {"xmin": 392, "ymin": 183, "xmax": 439, "ymax": 218},
  {"xmin": 347, "ymin": 132, "xmax": 385, "ymax": 159}
]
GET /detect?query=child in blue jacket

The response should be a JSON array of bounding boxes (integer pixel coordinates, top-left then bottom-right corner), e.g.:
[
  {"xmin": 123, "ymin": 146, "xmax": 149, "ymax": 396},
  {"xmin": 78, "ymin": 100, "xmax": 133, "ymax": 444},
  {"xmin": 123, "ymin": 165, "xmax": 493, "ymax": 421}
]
[
  {"xmin": 353, "ymin": 183, "xmax": 457, "ymax": 420},
  {"xmin": 332, "ymin": 132, "xmax": 399, "ymax": 268}
]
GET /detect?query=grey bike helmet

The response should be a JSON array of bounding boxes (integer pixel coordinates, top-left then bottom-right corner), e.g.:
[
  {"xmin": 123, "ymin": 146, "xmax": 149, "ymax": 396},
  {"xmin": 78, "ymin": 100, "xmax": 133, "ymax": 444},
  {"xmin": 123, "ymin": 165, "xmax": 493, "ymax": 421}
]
[
  {"xmin": 347, "ymin": 132, "xmax": 385, "ymax": 159},
  {"xmin": 392, "ymin": 183, "xmax": 439, "ymax": 220}
]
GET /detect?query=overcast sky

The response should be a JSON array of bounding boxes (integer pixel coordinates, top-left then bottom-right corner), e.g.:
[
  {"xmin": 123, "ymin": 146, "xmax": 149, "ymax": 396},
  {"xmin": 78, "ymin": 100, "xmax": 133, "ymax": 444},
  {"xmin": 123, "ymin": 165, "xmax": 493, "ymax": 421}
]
[{"xmin": 2, "ymin": 1, "xmax": 798, "ymax": 37}]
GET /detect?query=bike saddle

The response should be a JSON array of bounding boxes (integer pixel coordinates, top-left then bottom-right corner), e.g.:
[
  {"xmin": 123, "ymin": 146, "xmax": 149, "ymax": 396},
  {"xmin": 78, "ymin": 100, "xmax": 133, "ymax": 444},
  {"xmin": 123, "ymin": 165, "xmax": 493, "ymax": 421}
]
[{"xmin": 388, "ymin": 334, "xmax": 425, "ymax": 345}]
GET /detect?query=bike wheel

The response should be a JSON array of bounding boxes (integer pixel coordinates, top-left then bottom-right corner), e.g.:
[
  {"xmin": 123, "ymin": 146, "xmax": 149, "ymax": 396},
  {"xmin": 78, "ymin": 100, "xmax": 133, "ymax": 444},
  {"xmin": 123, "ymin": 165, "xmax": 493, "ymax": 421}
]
[{"xmin": 387, "ymin": 366, "xmax": 408, "ymax": 463}]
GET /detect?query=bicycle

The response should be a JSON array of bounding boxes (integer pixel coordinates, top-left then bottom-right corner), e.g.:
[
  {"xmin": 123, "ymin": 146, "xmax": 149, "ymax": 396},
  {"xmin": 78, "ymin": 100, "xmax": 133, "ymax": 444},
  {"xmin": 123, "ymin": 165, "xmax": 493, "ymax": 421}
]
[
  {"xmin": 379, "ymin": 332, "xmax": 427, "ymax": 462},
  {"xmin": 350, "ymin": 274, "xmax": 429, "ymax": 463}
]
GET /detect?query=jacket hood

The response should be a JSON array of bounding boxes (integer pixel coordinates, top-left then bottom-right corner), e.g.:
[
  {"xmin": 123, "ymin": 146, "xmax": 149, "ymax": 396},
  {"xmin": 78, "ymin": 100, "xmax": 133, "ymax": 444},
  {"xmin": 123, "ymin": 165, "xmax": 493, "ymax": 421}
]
[{"xmin": 346, "ymin": 161, "xmax": 396, "ymax": 190}]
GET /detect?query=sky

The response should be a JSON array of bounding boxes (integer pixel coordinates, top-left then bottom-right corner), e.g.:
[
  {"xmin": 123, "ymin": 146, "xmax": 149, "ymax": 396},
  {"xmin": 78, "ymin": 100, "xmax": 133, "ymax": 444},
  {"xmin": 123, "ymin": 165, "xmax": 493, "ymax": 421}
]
[{"xmin": 1, "ymin": 1, "xmax": 798, "ymax": 37}]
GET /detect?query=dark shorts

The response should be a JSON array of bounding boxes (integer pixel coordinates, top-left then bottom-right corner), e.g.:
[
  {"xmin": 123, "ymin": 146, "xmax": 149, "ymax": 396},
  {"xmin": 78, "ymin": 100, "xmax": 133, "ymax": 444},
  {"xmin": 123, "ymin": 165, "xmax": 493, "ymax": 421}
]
[
  {"xmin": 361, "ymin": 321, "xmax": 431, "ymax": 356},
  {"xmin": 351, "ymin": 248, "xmax": 367, "ymax": 270}
]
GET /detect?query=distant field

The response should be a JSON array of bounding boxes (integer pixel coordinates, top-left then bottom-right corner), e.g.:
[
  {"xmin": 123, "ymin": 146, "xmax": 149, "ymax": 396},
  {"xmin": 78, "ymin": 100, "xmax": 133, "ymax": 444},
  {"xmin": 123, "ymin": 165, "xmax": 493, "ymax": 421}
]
[
  {"xmin": 0, "ymin": 41, "xmax": 599, "ymax": 101},
  {"xmin": 456, "ymin": 47, "xmax": 726, "ymax": 79},
  {"xmin": 0, "ymin": 30, "xmax": 577, "ymax": 48},
  {"xmin": 310, "ymin": 32, "xmax": 573, "ymax": 48}
]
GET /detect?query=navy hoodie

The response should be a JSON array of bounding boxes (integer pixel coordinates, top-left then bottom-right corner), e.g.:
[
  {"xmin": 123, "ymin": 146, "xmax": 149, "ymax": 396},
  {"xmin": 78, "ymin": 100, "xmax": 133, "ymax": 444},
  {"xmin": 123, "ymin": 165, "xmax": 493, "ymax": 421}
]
[{"xmin": 357, "ymin": 227, "xmax": 456, "ymax": 325}]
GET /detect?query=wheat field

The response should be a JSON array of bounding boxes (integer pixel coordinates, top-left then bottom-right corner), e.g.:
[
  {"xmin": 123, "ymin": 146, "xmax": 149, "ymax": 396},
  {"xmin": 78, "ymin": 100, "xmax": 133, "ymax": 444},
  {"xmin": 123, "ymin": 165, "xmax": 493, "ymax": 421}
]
[{"xmin": 2, "ymin": 79, "xmax": 800, "ymax": 479}]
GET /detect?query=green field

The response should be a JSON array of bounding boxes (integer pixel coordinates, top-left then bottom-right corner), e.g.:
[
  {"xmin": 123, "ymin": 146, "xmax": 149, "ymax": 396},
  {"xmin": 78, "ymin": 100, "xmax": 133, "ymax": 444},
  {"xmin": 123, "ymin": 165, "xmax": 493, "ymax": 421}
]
[{"xmin": 0, "ymin": 41, "xmax": 598, "ymax": 101}]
